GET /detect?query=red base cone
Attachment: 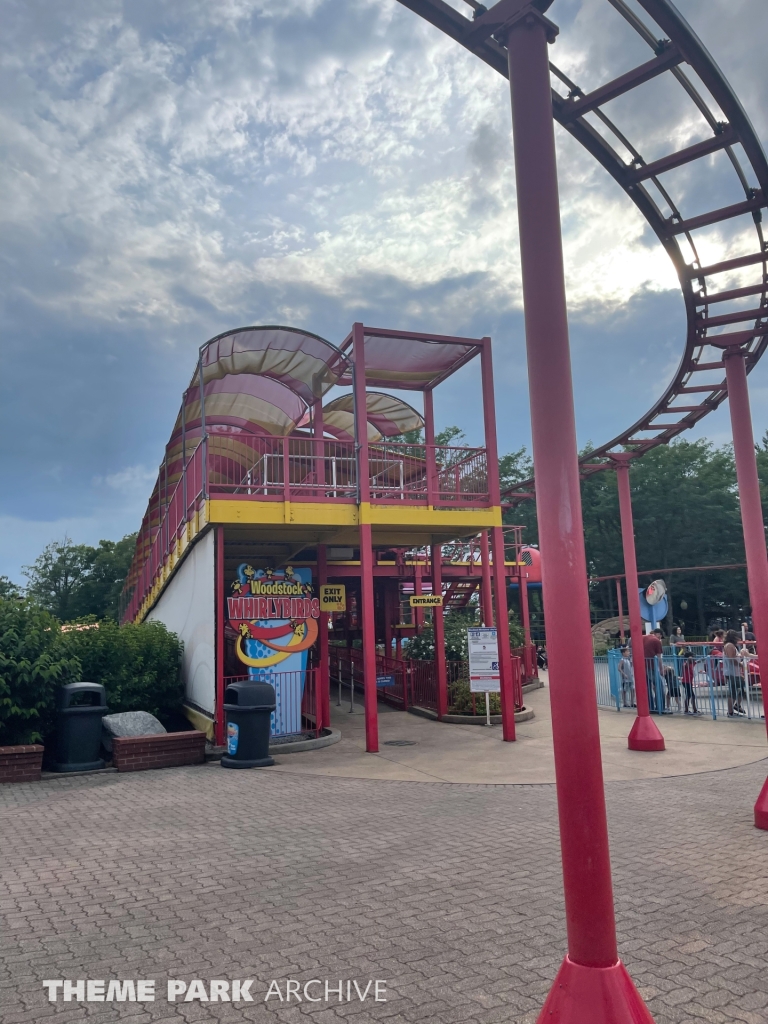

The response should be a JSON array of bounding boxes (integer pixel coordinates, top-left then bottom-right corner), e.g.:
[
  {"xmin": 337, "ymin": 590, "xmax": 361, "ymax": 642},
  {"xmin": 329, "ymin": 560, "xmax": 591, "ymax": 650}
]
[
  {"xmin": 628, "ymin": 715, "xmax": 665, "ymax": 752},
  {"xmin": 537, "ymin": 956, "xmax": 655, "ymax": 1023},
  {"xmin": 754, "ymin": 776, "xmax": 768, "ymax": 830}
]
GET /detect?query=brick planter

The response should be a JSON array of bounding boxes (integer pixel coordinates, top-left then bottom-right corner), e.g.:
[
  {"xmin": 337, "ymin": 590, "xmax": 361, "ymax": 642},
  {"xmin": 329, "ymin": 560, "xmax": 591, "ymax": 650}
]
[
  {"xmin": 112, "ymin": 731, "xmax": 206, "ymax": 773},
  {"xmin": 0, "ymin": 745, "xmax": 44, "ymax": 783}
]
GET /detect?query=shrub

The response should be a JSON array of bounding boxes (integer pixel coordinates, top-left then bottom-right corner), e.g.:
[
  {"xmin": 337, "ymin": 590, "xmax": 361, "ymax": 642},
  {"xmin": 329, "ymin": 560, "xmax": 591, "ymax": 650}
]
[
  {"xmin": 405, "ymin": 609, "xmax": 526, "ymax": 662},
  {"xmin": 0, "ymin": 599, "xmax": 81, "ymax": 745},
  {"xmin": 449, "ymin": 680, "xmax": 501, "ymax": 715},
  {"xmin": 59, "ymin": 619, "xmax": 183, "ymax": 724}
]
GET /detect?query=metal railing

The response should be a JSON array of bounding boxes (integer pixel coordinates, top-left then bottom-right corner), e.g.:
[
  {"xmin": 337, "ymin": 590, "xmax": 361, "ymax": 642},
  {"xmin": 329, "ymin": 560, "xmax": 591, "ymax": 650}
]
[
  {"xmin": 223, "ymin": 669, "xmax": 320, "ymax": 739},
  {"xmin": 120, "ymin": 434, "xmax": 493, "ymax": 623},
  {"xmin": 595, "ymin": 649, "xmax": 763, "ymax": 721},
  {"xmin": 328, "ymin": 648, "xmax": 524, "ymax": 714}
]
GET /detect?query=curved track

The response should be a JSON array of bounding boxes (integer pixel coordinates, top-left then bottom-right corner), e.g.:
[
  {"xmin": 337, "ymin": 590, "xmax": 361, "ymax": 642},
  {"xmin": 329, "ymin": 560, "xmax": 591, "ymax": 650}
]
[{"xmin": 395, "ymin": 0, "xmax": 768, "ymax": 499}]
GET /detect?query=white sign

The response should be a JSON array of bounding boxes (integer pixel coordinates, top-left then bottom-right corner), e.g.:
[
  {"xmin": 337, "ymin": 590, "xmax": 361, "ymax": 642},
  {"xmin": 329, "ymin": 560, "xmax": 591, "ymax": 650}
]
[{"xmin": 467, "ymin": 627, "xmax": 500, "ymax": 693}]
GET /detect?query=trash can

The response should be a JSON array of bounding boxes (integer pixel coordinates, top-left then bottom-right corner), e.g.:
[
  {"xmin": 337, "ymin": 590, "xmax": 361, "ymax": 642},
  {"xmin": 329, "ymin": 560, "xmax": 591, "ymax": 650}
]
[
  {"xmin": 51, "ymin": 682, "xmax": 108, "ymax": 772},
  {"xmin": 220, "ymin": 680, "xmax": 276, "ymax": 769}
]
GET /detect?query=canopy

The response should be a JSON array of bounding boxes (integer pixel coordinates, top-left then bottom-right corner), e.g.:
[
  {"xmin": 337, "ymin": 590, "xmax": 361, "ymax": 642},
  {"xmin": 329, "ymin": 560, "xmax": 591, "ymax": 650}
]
[
  {"xmin": 339, "ymin": 328, "xmax": 481, "ymax": 390},
  {"xmin": 193, "ymin": 326, "xmax": 350, "ymax": 404},
  {"xmin": 320, "ymin": 392, "xmax": 424, "ymax": 442},
  {"xmin": 173, "ymin": 374, "xmax": 307, "ymax": 440}
]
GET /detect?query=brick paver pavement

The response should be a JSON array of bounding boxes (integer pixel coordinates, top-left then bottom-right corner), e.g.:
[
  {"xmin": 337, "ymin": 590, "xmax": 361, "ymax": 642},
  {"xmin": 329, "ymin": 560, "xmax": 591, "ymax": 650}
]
[{"xmin": 1, "ymin": 758, "xmax": 768, "ymax": 1024}]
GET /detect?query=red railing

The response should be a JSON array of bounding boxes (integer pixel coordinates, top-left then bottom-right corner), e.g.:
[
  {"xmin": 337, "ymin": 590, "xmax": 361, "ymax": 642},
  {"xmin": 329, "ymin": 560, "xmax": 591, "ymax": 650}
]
[
  {"xmin": 328, "ymin": 648, "xmax": 524, "ymax": 714},
  {"xmin": 120, "ymin": 435, "xmax": 491, "ymax": 623},
  {"xmin": 367, "ymin": 442, "xmax": 488, "ymax": 506}
]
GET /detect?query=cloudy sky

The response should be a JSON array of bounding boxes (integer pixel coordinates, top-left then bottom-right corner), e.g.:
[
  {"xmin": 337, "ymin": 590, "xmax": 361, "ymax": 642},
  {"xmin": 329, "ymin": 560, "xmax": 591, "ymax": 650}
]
[{"xmin": 1, "ymin": 0, "xmax": 766, "ymax": 582}]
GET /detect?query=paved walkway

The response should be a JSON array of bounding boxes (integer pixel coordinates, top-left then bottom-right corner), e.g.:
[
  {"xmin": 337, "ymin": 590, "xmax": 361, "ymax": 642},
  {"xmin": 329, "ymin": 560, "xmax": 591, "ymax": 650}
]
[
  {"xmin": 1, "ymin": 684, "xmax": 767, "ymax": 1024},
  {"xmin": 274, "ymin": 676, "xmax": 768, "ymax": 784}
]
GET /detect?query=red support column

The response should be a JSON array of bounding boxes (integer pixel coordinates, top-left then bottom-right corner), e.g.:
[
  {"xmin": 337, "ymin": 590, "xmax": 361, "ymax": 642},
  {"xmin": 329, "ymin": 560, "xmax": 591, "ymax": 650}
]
[
  {"xmin": 722, "ymin": 347, "xmax": 768, "ymax": 829},
  {"xmin": 215, "ymin": 526, "xmax": 225, "ymax": 747},
  {"xmin": 353, "ymin": 322, "xmax": 379, "ymax": 753},
  {"xmin": 480, "ymin": 530, "xmax": 494, "ymax": 627},
  {"xmin": 490, "ymin": 526, "xmax": 516, "ymax": 738},
  {"xmin": 317, "ymin": 543, "xmax": 331, "ymax": 731},
  {"xmin": 613, "ymin": 456, "xmax": 665, "ymax": 751},
  {"xmin": 431, "ymin": 544, "xmax": 448, "ymax": 718},
  {"xmin": 413, "ymin": 559, "xmax": 424, "ymax": 631},
  {"xmin": 505, "ymin": 10, "xmax": 653, "ymax": 1020},
  {"xmin": 424, "ymin": 389, "xmax": 438, "ymax": 507},
  {"xmin": 479, "ymin": 337, "xmax": 516, "ymax": 740}
]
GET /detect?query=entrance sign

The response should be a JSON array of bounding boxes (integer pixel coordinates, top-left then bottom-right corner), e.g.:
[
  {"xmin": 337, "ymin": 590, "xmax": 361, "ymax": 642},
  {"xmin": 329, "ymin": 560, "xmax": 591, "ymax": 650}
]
[
  {"xmin": 320, "ymin": 584, "xmax": 346, "ymax": 612},
  {"xmin": 409, "ymin": 595, "xmax": 443, "ymax": 607},
  {"xmin": 227, "ymin": 565, "xmax": 318, "ymax": 736},
  {"xmin": 467, "ymin": 627, "xmax": 500, "ymax": 693}
]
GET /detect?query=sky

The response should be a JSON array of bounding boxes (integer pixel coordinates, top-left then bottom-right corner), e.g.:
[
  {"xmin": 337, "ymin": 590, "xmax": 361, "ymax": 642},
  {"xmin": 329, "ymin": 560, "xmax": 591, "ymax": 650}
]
[{"xmin": 1, "ymin": 0, "xmax": 767, "ymax": 583}]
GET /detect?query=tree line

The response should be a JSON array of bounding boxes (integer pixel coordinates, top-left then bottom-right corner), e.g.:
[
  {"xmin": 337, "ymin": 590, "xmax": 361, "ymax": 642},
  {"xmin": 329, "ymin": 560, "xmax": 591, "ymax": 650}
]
[{"xmin": 502, "ymin": 435, "xmax": 768, "ymax": 637}]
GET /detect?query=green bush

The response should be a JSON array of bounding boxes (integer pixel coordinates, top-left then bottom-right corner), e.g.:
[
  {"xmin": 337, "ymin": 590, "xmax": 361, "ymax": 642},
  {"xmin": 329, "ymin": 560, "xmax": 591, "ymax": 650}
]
[
  {"xmin": 59, "ymin": 619, "xmax": 183, "ymax": 724},
  {"xmin": 0, "ymin": 599, "xmax": 81, "ymax": 745},
  {"xmin": 449, "ymin": 680, "xmax": 501, "ymax": 715},
  {"xmin": 405, "ymin": 609, "xmax": 526, "ymax": 662}
]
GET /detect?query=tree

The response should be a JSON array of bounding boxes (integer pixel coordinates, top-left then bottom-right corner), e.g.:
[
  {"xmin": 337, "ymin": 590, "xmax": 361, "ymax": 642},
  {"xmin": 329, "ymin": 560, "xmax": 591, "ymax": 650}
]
[
  {"xmin": 23, "ymin": 538, "xmax": 93, "ymax": 621},
  {"xmin": 0, "ymin": 598, "xmax": 81, "ymax": 745},
  {"xmin": 22, "ymin": 534, "xmax": 137, "ymax": 622}
]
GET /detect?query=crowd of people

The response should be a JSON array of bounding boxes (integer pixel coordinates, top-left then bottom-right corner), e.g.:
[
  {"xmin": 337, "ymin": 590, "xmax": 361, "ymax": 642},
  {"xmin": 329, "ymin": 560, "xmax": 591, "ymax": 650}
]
[{"xmin": 616, "ymin": 622, "xmax": 759, "ymax": 718}]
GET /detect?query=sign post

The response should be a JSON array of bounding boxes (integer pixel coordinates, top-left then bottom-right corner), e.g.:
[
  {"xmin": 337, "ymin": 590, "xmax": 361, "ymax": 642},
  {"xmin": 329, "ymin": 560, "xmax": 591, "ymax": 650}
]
[{"xmin": 468, "ymin": 627, "xmax": 500, "ymax": 726}]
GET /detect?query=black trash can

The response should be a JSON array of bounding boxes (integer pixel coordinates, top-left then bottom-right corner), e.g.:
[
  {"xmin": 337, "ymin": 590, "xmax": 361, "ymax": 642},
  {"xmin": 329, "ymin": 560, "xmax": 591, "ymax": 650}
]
[
  {"xmin": 220, "ymin": 680, "xmax": 276, "ymax": 769},
  {"xmin": 52, "ymin": 682, "xmax": 108, "ymax": 772}
]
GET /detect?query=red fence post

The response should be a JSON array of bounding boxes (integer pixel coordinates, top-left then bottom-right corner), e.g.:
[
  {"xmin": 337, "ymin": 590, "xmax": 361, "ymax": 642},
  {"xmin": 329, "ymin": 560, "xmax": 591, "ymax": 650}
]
[
  {"xmin": 722, "ymin": 347, "xmax": 768, "ymax": 828},
  {"xmin": 424, "ymin": 389, "xmax": 438, "ymax": 507},
  {"xmin": 505, "ymin": 9, "xmax": 653, "ymax": 1020},
  {"xmin": 612, "ymin": 456, "xmax": 665, "ymax": 751}
]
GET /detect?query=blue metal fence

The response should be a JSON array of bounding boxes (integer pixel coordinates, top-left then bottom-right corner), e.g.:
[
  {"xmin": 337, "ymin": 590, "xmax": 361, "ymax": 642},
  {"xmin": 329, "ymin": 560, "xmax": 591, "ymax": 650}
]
[{"xmin": 594, "ymin": 648, "xmax": 764, "ymax": 722}]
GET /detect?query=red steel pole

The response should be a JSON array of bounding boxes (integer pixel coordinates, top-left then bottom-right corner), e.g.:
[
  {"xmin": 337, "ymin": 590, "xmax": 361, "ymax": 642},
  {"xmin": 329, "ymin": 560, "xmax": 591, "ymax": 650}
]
[
  {"xmin": 353, "ymin": 322, "xmax": 379, "ymax": 753},
  {"xmin": 317, "ymin": 543, "xmax": 331, "ymax": 731},
  {"xmin": 722, "ymin": 347, "xmax": 768, "ymax": 829},
  {"xmin": 505, "ymin": 10, "xmax": 653, "ymax": 1020},
  {"xmin": 480, "ymin": 530, "xmax": 494, "ymax": 627},
  {"xmin": 613, "ymin": 457, "xmax": 665, "ymax": 751},
  {"xmin": 431, "ymin": 544, "xmax": 449, "ymax": 718},
  {"xmin": 490, "ymin": 525, "xmax": 516, "ymax": 739}
]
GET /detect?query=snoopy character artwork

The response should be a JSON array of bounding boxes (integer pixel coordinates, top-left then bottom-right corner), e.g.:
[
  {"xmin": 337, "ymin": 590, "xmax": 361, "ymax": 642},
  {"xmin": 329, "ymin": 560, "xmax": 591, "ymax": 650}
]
[{"xmin": 226, "ymin": 565, "xmax": 320, "ymax": 736}]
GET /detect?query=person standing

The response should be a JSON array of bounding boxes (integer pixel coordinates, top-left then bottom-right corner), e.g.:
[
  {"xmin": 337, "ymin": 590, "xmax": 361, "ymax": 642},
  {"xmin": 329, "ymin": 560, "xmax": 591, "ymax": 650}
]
[
  {"xmin": 642, "ymin": 627, "xmax": 665, "ymax": 713},
  {"xmin": 671, "ymin": 625, "xmax": 685, "ymax": 647},
  {"xmin": 618, "ymin": 646, "xmax": 635, "ymax": 708},
  {"xmin": 680, "ymin": 650, "xmax": 699, "ymax": 715},
  {"xmin": 724, "ymin": 629, "xmax": 747, "ymax": 717}
]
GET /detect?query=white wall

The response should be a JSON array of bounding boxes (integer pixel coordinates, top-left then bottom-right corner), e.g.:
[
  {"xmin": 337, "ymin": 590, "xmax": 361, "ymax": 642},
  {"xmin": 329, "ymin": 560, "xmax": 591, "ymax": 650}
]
[{"xmin": 148, "ymin": 529, "xmax": 216, "ymax": 715}]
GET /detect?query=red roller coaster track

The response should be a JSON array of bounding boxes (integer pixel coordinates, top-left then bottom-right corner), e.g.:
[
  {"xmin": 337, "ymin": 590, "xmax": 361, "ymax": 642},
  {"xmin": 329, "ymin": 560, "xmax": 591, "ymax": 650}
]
[{"xmin": 394, "ymin": 0, "xmax": 768, "ymax": 501}]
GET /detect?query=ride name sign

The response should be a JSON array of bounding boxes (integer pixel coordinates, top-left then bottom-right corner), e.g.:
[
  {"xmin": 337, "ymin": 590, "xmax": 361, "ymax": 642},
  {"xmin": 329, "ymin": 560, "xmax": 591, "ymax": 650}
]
[{"xmin": 467, "ymin": 628, "xmax": 500, "ymax": 693}]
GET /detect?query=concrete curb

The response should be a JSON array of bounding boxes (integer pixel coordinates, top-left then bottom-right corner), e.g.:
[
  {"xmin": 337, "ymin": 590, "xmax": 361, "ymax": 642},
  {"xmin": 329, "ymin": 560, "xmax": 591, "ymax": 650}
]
[
  {"xmin": 407, "ymin": 706, "xmax": 535, "ymax": 725},
  {"xmin": 205, "ymin": 728, "xmax": 342, "ymax": 761}
]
